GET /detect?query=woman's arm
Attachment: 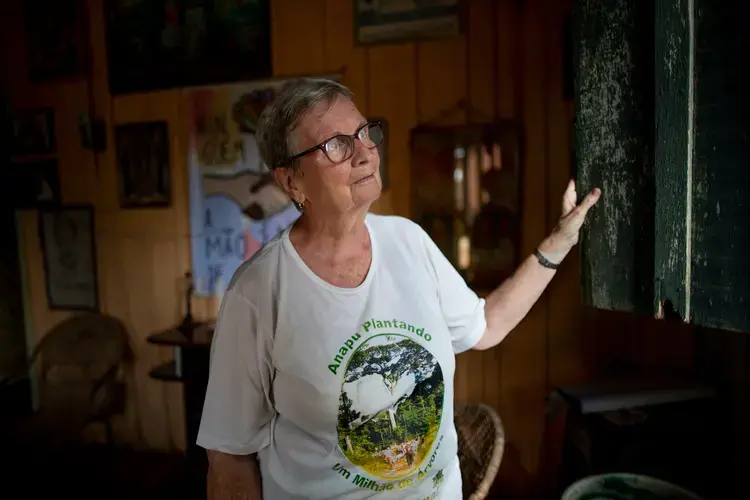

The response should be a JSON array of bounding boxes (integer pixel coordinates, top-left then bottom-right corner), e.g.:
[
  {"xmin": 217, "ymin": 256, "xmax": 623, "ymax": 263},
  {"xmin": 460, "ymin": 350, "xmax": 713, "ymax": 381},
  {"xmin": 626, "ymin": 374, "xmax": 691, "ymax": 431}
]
[
  {"xmin": 474, "ymin": 181, "xmax": 600, "ymax": 350},
  {"xmin": 198, "ymin": 290, "xmax": 275, "ymax": 499},
  {"xmin": 207, "ymin": 451, "xmax": 263, "ymax": 500}
]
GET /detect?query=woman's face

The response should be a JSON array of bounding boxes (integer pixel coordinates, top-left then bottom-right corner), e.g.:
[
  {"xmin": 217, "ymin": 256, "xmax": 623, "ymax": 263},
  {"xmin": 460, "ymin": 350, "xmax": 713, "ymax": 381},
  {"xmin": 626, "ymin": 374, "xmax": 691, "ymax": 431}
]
[{"xmin": 276, "ymin": 97, "xmax": 381, "ymax": 218}]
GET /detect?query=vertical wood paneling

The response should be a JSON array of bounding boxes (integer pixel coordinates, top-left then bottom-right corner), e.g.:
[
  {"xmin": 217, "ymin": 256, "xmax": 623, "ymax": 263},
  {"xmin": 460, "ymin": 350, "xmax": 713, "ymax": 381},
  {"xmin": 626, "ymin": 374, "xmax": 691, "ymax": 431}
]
[
  {"xmin": 498, "ymin": 0, "xmax": 550, "ymax": 473},
  {"xmin": 468, "ymin": 0, "xmax": 497, "ymax": 123},
  {"xmin": 121, "ymin": 237, "xmax": 164, "ymax": 449},
  {"xmin": 462, "ymin": 0, "xmax": 498, "ymax": 407},
  {"xmin": 271, "ymin": 0, "xmax": 327, "ymax": 76},
  {"xmin": 368, "ymin": 44, "xmax": 417, "ymax": 217},
  {"xmin": 545, "ymin": 0, "xmax": 588, "ymax": 388},
  {"xmin": 496, "ymin": 0, "xmax": 520, "ymax": 119},
  {"xmin": 151, "ymin": 238, "xmax": 187, "ymax": 450},
  {"xmin": 489, "ymin": 0, "xmax": 522, "ymax": 426},
  {"xmin": 324, "ymin": 0, "xmax": 368, "ymax": 113},
  {"xmin": 416, "ymin": 37, "xmax": 467, "ymax": 125}
]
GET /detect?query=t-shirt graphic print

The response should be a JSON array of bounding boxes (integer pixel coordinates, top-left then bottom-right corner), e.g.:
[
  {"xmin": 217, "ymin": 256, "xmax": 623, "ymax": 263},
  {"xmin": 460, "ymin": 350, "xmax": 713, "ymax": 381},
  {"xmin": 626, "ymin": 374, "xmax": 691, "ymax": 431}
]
[
  {"xmin": 336, "ymin": 329, "xmax": 445, "ymax": 483},
  {"xmin": 328, "ymin": 317, "xmax": 453, "ymax": 499}
]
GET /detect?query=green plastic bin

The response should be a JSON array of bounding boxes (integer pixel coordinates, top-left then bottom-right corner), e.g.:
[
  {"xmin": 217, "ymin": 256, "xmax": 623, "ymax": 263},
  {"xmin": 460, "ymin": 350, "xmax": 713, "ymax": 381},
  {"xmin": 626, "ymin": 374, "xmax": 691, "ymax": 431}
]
[{"xmin": 562, "ymin": 473, "xmax": 704, "ymax": 500}]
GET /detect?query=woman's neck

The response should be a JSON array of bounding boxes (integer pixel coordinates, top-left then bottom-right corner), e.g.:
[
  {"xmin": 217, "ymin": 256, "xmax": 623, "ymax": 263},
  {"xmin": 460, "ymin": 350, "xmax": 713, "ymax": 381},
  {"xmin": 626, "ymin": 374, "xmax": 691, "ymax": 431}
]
[{"xmin": 291, "ymin": 209, "xmax": 369, "ymax": 254}]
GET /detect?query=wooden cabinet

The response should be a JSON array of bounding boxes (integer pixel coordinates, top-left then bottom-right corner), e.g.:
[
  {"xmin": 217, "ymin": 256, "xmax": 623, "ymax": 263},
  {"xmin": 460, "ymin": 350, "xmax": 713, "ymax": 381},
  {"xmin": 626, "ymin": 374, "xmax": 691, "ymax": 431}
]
[{"xmin": 574, "ymin": 0, "xmax": 750, "ymax": 333}]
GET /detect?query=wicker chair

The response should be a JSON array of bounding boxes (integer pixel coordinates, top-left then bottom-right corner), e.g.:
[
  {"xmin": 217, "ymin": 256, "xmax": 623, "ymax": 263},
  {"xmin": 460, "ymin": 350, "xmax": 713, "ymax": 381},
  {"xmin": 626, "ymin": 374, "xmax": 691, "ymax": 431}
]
[
  {"xmin": 455, "ymin": 403, "xmax": 506, "ymax": 500},
  {"xmin": 2, "ymin": 313, "xmax": 130, "ymax": 447}
]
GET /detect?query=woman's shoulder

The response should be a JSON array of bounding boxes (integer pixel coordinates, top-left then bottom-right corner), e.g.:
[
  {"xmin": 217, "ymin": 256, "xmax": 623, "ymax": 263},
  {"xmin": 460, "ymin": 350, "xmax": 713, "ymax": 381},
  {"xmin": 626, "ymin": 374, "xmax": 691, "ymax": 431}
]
[
  {"xmin": 225, "ymin": 236, "xmax": 285, "ymax": 300},
  {"xmin": 366, "ymin": 213, "xmax": 429, "ymax": 252},
  {"xmin": 366, "ymin": 213, "xmax": 424, "ymax": 237}
]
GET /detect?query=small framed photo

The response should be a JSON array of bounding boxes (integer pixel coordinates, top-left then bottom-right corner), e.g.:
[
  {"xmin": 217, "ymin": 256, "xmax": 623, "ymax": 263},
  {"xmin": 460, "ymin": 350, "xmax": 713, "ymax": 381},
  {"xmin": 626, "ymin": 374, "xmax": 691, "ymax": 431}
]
[
  {"xmin": 40, "ymin": 205, "xmax": 99, "ymax": 311},
  {"xmin": 10, "ymin": 108, "xmax": 55, "ymax": 157},
  {"xmin": 115, "ymin": 121, "xmax": 171, "ymax": 208}
]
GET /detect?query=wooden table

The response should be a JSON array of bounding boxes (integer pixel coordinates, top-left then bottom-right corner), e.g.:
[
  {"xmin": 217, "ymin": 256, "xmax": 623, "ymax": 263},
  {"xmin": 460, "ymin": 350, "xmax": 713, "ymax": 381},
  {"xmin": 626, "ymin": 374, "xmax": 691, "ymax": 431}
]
[{"xmin": 147, "ymin": 323, "xmax": 213, "ymax": 492}]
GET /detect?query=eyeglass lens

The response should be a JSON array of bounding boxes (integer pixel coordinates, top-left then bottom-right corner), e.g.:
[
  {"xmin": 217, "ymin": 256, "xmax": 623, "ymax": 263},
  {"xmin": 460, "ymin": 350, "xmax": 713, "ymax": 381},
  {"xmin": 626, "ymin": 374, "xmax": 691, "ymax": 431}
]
[{"xmin": 323, "ymin": 122, "xmax": 384, "ymax": 163}]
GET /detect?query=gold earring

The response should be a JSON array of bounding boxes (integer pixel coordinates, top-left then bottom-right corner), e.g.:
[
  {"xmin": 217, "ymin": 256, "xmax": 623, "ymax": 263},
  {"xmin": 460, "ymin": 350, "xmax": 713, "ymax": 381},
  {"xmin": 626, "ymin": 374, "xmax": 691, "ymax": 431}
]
[{"xmin": 293, "ymin": 199, "xmax": 305, "ymax": 211}]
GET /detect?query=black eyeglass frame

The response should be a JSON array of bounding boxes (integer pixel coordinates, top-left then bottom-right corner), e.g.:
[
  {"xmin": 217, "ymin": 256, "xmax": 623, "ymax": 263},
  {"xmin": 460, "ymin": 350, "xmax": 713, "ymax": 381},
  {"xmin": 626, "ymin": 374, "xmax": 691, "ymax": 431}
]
[{"xmin": 277, "ymin": 120, "xmax": 384, "ymax": 168}]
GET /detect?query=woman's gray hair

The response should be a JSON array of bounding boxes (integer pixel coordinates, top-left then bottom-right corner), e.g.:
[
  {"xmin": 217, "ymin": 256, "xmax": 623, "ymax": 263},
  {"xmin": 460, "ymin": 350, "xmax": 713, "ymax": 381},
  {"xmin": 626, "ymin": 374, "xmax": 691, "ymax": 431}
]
[{"xmin": 256, "ymin": 78, "xmax": 354, "ymax": 170}]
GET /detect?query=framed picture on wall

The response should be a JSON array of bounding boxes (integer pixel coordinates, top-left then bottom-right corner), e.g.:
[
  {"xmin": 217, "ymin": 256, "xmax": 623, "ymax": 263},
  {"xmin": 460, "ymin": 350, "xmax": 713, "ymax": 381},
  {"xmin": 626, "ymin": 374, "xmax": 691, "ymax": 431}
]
[
  {"xmin": 105, "ymin": 0, "xmax": 272, "ymax": 94},
  {"xmin": 354, "ymin": 0, "xmax": 461, "ymax": 45},
  {"xmin": 40, "ymin": 205, "xmax": 99, "ymax": 311},
  {"xmin": 10, "ymin": 108, "xmax": 55, "ymax": 157},
  {"xmin": 23, "ymin": 0, "xmax": 88, "ymax": 82},
  {"xmin": 115, "ymin": 121, "xmax": 171, "ymax": 208}
]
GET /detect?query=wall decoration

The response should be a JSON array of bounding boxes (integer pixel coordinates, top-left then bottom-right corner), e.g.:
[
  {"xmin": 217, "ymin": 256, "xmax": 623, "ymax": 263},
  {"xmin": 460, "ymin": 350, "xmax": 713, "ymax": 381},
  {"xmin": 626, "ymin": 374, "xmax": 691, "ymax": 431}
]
[
  {"xmin": 115, "ymin": 121, "xmax": 171, "ymax": 208},
  {"xmin": 355, "ymin": 0, "xmax": 461, "ymax": 45},
  {"xmin": 23, "ymin": 0, "xmax": 87, "ymax": 81},
  {"xmin": 10, "ymin": 108, "xmax": 55, "ymax": 157},
  {"xmin": 39, "ymin": 205, "xmax": 98, "ymax": 311},
  {"xmin": 188, "ymin": 76, "xmax": 340, "ymax": 297},
  {"xmin": 106, "ymin": 0, "xmax": 272, "ymax": 94},
  {"xmin": 6, "ymin": 159, "xmax": 60, "ymax": 209}
]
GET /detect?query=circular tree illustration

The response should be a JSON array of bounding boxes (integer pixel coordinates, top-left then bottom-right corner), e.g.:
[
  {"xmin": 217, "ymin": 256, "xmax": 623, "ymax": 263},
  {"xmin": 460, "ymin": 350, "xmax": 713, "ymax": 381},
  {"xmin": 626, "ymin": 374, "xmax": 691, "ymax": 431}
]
[{"xmin": 337, "ymin": 334, "xmax": 445, "ymax": 480}]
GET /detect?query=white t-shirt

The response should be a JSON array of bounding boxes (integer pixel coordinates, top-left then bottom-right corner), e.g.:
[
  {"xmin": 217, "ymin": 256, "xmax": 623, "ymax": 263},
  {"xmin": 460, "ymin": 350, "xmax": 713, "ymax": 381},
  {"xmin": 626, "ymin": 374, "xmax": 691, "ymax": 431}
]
[{"xmin": 198, "ymin": 214, "xmax": 486, "ymax": 500}]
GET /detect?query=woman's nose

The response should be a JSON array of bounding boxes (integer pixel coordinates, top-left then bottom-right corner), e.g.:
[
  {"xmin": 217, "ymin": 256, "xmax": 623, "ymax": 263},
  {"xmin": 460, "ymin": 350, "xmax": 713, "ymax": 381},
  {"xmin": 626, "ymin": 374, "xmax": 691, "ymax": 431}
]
[{"xmin": 350, "ymin": 139, "xmax": 374, "ymax": 167}]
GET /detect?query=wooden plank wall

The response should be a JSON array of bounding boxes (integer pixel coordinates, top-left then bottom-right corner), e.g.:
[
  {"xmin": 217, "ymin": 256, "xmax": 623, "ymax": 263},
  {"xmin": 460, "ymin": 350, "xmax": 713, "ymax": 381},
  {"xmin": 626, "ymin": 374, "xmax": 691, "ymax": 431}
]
[{"xmin": 1, "ymin": 0, "xmax": 586, "ymax": 476}]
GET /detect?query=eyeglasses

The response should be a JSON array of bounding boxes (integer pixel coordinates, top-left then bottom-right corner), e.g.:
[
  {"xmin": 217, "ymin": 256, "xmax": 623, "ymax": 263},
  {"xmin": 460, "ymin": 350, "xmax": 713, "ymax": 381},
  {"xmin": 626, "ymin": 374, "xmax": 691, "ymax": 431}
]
[{"xmin": 279, "ymin": 121, "xmax": 384, "ymax": 168}]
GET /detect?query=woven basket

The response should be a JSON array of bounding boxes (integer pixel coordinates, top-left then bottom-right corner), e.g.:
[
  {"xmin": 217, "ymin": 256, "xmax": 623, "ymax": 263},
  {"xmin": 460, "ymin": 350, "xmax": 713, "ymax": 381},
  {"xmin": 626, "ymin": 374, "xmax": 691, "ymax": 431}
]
[{"xmin": 455, "ymin": 403, "xmax": 505, "ymax": 500}]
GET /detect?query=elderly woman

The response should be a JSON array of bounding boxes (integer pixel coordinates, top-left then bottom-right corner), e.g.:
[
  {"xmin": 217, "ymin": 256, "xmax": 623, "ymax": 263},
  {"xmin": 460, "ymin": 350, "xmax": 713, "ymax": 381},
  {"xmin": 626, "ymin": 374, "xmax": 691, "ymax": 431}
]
[{"xmin": 198, "ymin": 78, "xmax": 600, "ymax": 500}]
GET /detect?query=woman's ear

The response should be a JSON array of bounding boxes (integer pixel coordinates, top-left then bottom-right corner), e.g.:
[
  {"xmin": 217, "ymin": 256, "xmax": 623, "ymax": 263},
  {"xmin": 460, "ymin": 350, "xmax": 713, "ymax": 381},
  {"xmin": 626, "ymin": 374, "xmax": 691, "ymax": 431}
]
[{"xmin": 273, "ymin": 167, "xmax": 305, "ymax": 205}]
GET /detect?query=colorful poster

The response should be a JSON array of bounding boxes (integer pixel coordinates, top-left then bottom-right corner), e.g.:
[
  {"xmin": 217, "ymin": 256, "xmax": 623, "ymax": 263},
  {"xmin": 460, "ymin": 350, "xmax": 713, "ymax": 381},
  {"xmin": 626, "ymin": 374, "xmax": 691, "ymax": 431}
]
[{"xmin": 188, "ymin": 80, "xmax": 302, "ymax": 297}]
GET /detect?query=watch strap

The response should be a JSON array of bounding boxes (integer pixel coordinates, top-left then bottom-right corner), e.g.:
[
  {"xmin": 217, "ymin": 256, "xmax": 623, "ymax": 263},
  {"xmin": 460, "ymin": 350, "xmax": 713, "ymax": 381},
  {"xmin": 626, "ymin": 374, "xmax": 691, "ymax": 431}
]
[{"xmin": 534, "ymin": 249, "xmax": 560, "ymax": 270}]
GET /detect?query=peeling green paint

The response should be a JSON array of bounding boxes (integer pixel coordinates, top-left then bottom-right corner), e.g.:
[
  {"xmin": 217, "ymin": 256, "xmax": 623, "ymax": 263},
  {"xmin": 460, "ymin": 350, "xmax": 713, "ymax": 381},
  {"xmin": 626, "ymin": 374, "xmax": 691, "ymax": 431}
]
[
  {"xmin": 653, "ymin": 0, "xmax": 692, "ymax": 322},
  {"xmin": 575, "ymin": 0, "xmax": 655, "ymax": 314}
]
